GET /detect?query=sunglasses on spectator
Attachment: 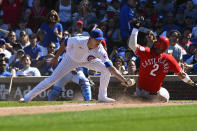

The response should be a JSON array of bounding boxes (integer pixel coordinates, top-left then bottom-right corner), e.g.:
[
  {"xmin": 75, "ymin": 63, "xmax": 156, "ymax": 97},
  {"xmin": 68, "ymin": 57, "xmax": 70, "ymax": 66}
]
[
  {"xmin": 171, "ymin": 35, "xmax": 179, "ymax": 38},
  {"xmin": 50, "ymin": 14, "xmax": 56, "ymax": 18},
  {"xmin": 48, "ymin": 46, "xmax": 56, "ymax": 49}
]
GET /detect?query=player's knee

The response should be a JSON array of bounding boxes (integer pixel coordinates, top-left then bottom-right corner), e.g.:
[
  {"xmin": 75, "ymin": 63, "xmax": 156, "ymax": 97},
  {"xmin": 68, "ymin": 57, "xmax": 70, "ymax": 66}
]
[
  {"xmin": 158, "ymin": 88, "xmax": 170, "ymax": 102},
  {"xmin": 48, "ymin": 86, "xmax": 62, "ymax": 101}
]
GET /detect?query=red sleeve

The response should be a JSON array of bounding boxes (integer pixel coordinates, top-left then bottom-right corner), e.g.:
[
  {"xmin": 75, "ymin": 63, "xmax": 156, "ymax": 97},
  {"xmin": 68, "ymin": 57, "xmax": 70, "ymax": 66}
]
[
  {"xmin": 168, "ymin": 55, "xmax": 181, "ymax": 74},
  {"xmin": 136, "ymin": 45, "xmax": 150, "ymax": 57}
]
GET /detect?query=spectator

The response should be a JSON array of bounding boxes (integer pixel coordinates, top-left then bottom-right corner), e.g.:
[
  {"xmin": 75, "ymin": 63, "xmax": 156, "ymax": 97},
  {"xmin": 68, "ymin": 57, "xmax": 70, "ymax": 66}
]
[
  {"xmin": 125, "ymin": 49, "xmax": 138, "ymax": 75},
  {"xmin": 155, "ymin": 0, "xmax": 174, "ymax": 17},
  {"xmin": 183, "ymin": 49, "xmax": 197, "ymax": 74},
  {"xmin": 144, "ymin": 30, "xmax": 157, "ymax": 48},
  {"xmin": 72, "ymin": 0, "xmax": 97, "ymax": 30},
  {"xmin": 184, "ymin": 0, "xmax": 197, "ymax": 21},
  {"xmin": 0, "ymin": 60, "xmax": 11, "ymax": 76},
  {"xmin": 153, "ymin": 16, "xmax": 167, "ymax": 37},
  {"xmin": 184, "ymin": 15, "xmax": 194, "ymax": 29},
  {"xmin": 162, "ymin": 11, "xmax": 182, "ymax": 34},
  {"xmin": 0, "ymin": 52, "xmax": 9, "ymax": 70},
  {"xmin": 25, "ymin": 0, "xmax": 48, "ymax": 33},
  {"xmin": 38, "ymin": 10, "xmax": 63, "ymax": 49},
  {"xmin": 0, "ymin": 0, "xmax": 24, "ymax": 29},
  {"xmin": 107, "ymin": 18, "xmax": 121, "ymax": 52},
  {"xmin": 18, "ymin": 31, "xmax": 30, "ymax": 49},
  {"xmin": 142, "ymin": 4, "xmax": 158, "ymax": 28},
  {"xmin": 0, "ymin": 38, "xmax": 11, "ymax": 61},
  {"xmin": 16, "ymin": 54, "xmax": 41, "ymax": 76},
  {"xmin": 179, "ymin": 27, "xmax": 193, "ymax": 52},
  {"xmin": 175, "ymin": 7, "xmax": 185, "ymax": 29},
  {"xmin": 9, "ymin": 48, "xmax": 24, "ymax": 70},
  {"xmin": 183, "ymin": 44, "xmax": 197, "ymax": 62},
  {"xmin": 55, "ymin": 0, "xmax": 72, "ymax": 30},
  {"xmin": 73, "ymin": 20, "xmax": 89, "ymax": 37},
  {"xmin": 6, "ymin": 31, "xmax": 17, "ymax": 54},
  {"xmin": 24, "ymin": 33, "xmax": 42, "ymax": 63},
  {"xmin": 113, "ymin": 55, "xmax": 128, "ymax": 75},
  {"xmin": 166, "ymin": 30, "xmax": 185, "ymax": 64},
  {"xmin": 119, "ymin": 0, "xmax": 137, "ymax": 47},
  {"xmin": 15, "ymin": 21, "xmax": 32, "ymax": 39},
  {"xmin": 36, "ymin": 42, "xmax": 56, "ymax": 76}
]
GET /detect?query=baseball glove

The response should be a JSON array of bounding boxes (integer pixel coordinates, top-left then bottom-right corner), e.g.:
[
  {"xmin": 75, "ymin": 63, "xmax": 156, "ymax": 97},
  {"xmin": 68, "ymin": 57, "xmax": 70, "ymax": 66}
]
[{"xmin": 121, "ymin": 78, "xmax": 136, "ymax": 88}]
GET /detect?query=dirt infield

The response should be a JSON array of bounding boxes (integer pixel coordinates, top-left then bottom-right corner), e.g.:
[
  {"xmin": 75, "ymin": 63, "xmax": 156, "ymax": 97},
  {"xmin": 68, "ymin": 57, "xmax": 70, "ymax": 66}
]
[{"xmin": 0, "ymin": 100, "xmax": 196, "ymax": 116}]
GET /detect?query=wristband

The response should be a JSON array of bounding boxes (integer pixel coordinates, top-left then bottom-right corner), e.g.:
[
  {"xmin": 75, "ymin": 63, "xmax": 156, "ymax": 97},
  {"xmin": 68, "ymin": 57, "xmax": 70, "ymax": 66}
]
[{"xmin": 182, "ymin": 74, "xmax": 191, "ymax": 83}]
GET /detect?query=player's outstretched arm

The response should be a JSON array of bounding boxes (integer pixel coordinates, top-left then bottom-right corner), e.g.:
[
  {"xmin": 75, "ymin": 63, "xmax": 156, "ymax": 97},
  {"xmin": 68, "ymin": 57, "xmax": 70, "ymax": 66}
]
[
  {"xmin": 128, "ymin": 28, "xmax": 139, "ymax": 52},
  {"xmin": 177, "ymin": 71, "xmax": 197, "ymax": 87},
  {"xmin": 107, "ymin": 66, "xmax": 135, "ymax": 87}
]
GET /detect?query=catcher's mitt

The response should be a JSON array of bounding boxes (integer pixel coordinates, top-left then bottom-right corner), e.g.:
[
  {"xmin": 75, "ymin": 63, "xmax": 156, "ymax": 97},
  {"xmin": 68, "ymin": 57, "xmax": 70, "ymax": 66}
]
[
  {"xmin": 121, "ymin": 78, "xmax": 136, "ymax": 92},
  {"xmin": 121, "ymin": 78, "xmax": 135, "ymax": 87}
]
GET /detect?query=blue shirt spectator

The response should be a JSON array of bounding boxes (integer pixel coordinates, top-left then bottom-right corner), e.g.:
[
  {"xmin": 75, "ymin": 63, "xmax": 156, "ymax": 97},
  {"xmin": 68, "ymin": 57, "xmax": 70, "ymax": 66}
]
[
  {"xmin": 119, "ymin": 3, "xmax": 135, "ymax": 38},
  {"xmin": 24, "ymin": 44, "xmax": 42, "ymax": 60},
  {"xmin": 24, "ymin": 34, "xmax": 42, "ymax": 60},
  {"xmin": 40, "ymin": 22, "xmax": 63, "ymax": 48}
]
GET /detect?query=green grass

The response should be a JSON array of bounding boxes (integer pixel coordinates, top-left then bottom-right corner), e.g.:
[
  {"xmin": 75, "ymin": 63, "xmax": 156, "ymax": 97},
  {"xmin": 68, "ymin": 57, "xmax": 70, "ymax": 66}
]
[
  {"xmin": 0, "ymin": 104, "xmax": 197, "ymax": 131},
  {"xmin": 0, "ymin": 101, "xmax": 95, "ymax": 107},
  {"xmin": 0, "ymin": 101, "xmax": 64, "ymax": 107}
]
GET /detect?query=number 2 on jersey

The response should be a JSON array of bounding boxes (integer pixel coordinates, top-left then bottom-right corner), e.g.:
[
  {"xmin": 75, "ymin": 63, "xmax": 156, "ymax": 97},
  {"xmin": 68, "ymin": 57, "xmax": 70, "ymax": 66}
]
[{"xmin": 150, "ymin": 64, "xmax": 159, "ymax": 76}]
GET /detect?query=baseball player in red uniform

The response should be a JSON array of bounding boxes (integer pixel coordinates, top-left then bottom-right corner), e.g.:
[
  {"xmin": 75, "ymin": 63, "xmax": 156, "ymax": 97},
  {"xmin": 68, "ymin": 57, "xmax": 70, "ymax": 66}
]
[{"xmin": 128, "ymin": 28, "xmax": 197, "ymax": 102}]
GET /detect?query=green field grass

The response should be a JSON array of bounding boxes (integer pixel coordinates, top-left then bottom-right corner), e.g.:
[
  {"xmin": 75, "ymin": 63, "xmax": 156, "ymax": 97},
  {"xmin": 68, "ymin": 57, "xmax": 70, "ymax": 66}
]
[{"xmin": 0, "ymin": 104, "xmax": 197, "ymax": 131}]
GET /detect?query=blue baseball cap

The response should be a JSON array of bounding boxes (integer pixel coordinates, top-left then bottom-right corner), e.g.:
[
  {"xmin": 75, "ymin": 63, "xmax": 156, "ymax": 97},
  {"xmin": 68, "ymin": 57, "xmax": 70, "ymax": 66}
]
[
  {"xmin": 0, "ymin": 38, "xmax": 6, "ymax": 44},
  {"xmin": 90, "ymin": 29, "xmax": 104, "ymax": 40}
]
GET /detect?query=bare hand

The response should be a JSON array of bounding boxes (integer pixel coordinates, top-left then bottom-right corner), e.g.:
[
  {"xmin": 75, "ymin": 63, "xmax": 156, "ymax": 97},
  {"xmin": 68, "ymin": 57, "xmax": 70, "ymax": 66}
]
[{"xmin": 54, "ymin": 28, "xmax": 59, "ymax": 36}]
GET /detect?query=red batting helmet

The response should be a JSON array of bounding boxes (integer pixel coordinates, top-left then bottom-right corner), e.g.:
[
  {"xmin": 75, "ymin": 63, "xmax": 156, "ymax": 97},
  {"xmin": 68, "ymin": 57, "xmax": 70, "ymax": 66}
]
[{"xmin": 154, "ymin": 36, "xmax": 169, "ymax": 52}]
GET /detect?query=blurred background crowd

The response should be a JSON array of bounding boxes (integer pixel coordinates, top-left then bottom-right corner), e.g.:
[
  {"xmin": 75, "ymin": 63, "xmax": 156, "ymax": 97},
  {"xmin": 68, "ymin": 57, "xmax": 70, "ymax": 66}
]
[{"xmin": 0, "ymin": 0, "xmax": 197, "ymax": 77}]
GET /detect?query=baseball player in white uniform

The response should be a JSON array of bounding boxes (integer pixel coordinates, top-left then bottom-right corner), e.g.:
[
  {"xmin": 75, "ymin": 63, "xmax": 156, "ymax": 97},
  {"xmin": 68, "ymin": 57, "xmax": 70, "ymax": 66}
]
[{"xmin": 20, "ymin": 29, "xmax": 134, "ymax": 103}]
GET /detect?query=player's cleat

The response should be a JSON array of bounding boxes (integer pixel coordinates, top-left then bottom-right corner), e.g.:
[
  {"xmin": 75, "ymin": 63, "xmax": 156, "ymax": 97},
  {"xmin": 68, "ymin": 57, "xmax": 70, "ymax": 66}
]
[
  {"xmin": 18, "ymin": 98, "xmax": 26, "ymax": 103},
  {"xmin": 98, "ymin": 97, "xmax": 116, "ymax": 103}
]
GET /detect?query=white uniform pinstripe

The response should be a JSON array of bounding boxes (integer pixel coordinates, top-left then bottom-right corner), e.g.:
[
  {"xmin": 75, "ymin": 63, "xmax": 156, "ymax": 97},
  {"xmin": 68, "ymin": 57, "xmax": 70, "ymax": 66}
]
[{"xmin": 24, "ymin": 36, "xmax": 111, "ymax": 101}]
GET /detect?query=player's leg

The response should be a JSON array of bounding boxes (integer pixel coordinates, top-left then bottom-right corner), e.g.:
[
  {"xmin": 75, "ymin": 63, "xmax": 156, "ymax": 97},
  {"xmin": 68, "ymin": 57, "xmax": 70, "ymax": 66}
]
[
  {"xmin": 24, "ymin": 55, "xmax": 77, "ymax": 102},
  {"xmin": 48, "ymin": 72, "xmax": 72, "ymax": 101},
  {"xmin": 72, "ymin": 70, "xmax": 92, "ymax": 101},
  {"xmin": 80, "ymin": 59, "xmax": 115, "ymax": 102},
  {"xmin": 134, "ymin": 86, "xmax": 151, "ymax": 99},
  {"xmin": 157, "ymin": 87, "xmax": 170, "ymax": 102},
  {"xmin": 135, "ymin": 85, "xmax": 169, "ymax": 102}
]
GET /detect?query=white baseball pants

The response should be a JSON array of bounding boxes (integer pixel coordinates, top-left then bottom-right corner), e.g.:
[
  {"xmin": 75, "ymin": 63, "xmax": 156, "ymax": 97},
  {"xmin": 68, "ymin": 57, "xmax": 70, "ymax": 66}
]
[{"xmin": 24, "ymin": 55, "xmax": 111, "ymax": 101}]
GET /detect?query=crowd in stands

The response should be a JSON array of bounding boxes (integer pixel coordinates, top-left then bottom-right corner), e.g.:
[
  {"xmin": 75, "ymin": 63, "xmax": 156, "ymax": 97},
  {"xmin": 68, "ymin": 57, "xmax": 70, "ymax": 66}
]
[{"xmin": 0, "ymin": 0, "xmax": 197, "ymax": 77}]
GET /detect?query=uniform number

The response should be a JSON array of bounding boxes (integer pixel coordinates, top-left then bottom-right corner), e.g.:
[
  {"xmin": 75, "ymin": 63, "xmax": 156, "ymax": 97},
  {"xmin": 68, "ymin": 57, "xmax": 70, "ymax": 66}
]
[{"xmin": 150, "ymin": 64, "xmax": 159, "ymax": 76}]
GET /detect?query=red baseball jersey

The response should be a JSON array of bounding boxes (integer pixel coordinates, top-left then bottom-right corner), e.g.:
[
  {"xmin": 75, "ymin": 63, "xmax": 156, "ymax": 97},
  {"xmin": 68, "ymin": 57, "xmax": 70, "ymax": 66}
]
[{"xmin": 136, "ymin": 45, "xmax": 181, "ymax": 93}]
